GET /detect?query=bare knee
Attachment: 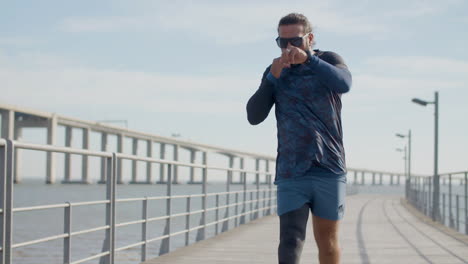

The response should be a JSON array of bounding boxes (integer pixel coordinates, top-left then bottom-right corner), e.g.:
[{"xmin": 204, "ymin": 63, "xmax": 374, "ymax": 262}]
[{"xmin": 317, "ymin": 238, "xmax": 340, "ymax": 256}]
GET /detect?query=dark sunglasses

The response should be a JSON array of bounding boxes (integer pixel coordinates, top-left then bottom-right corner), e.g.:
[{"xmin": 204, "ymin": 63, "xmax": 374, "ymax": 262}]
[{"xmin": 275, "ymin": 33, "xmax": 309, "ymax": 49}]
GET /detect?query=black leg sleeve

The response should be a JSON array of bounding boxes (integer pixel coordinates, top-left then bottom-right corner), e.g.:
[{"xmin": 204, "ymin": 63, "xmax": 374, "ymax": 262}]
[{"xmin": 278, "ymin": 203, "xmax": 310, "ymax": 264}]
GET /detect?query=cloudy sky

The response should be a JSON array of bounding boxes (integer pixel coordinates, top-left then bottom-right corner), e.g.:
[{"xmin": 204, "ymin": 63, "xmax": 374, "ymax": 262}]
[{"xmin": 1, "ymin": 0, "xmax": 467, "ymax": 179}]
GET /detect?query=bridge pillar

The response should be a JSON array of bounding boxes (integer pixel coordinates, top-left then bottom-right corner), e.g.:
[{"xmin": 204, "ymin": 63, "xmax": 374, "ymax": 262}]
[
  {"xmin": 361, "ymin": 171, "xmax": 365, "ymax": 185},
  {"xmin": 0, "ymin": 109, "xmax": 14, "ymax": 141},
  {"xmin": 173, "ymin": 144, "xmax": 179, "ymax": 184},
  {"xmin": 46, "ymin": 114, "xmax": 57, "ymax": 184},
  {"xmin": 64, "ymin": 126, "xmax": 73, "ymax": 182},
  {"xmin": 226, "ymin": 155, "xmax": 234, "ymax": 184},
  {"xmin": 117, "ymin": 133, "xmax": 124, "ymax": 184},
  {"xmin": 353, "ymin": 171, "xmax": 357, "ymax": 185},
  {"xmin": 390, "ymin": 174, "xmax": 394, "ymax": 185},
  {"xmin": 263, "ymin": 160, "xmax": 270, "ymax": 184},
  {"xmin": 202, "ymin": 151, "xmax": 207, "ymax": 184},
  {"xmin": 372, "ymin": 173, "xmax": 375, "ymax": 185},
  {"xmin": 146, "ymin": 140, "xmax": 152, "ymax": 183},
  {"xmin": 99, "ymin": 132, "xmax": 108, "ymax": 183},
  {"xmin": 82, "ymin": 128, "xmax": 90, "ymax": 183},
  {"xmin": 1, "ymin": 110, "xmax": 22, "ymax": 184},
  {"xmin": 239, "ymin": 157, "xmax": 245, "ymax": 185},
  {"xmin": 131, "ymin": 138, "xmax": 139, "ymax": 183},
  {"xmin": 14, "ymin": 125, "xmax": 23, "ymax": 184},
  {"xmin": 254, "ymin": 158, "xmax": 260, "ymax": 185},
  {"xmin": 397, "ymin": 175, "xmax": 401, "ymax": 185},
  {"xmin": 157, "ymin": 143, "xmax": 166, "ymax": 183},
  {"xmin": 188, "ymin": 149, "xmax": 196, "ymax": 183},
  {"xmin": 379, "ymin": 173, "xmax": 383, "ymax": 185}
]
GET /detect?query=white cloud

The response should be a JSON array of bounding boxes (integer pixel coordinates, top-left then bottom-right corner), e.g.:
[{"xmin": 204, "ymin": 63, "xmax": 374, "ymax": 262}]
[
  {"xmin": 363, "ymin": 56, "xmax": 468, "ymax": 76},
  {"xmin": 60, "ymin": 16, "xmax": 151, "ymax": 33},
  {"xmin": 57, "ymin": 1, "xmax": 389, "ymax": 44},
  {"xmin": 0, "ymin": 52, "xmax": 257, "ymax": 114},
  {"xmin": 0, "ymin": 36, "xmax": 45, "ymax": 46}
]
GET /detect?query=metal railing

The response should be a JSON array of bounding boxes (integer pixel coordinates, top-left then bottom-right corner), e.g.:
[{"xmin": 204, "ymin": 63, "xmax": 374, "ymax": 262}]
[
  {"xmin": 0, "ymin": 139, "xmax": 277, "ymax": 264},
  {"xmin": 406, "ymin": 171, "xmax": 468, "ymax": 235}
]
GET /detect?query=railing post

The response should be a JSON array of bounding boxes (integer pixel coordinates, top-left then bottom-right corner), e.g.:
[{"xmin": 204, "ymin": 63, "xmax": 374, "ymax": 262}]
[
  {"xmin": 255, "ymin": 171, "xmax": 260, "ymax": 219},
  {"xmin": 235, "ymin": 192, "xmax": 239, "ymax": 227},
  {"xmin": 202, "ymin": 161, "xmax": 207, "ymax": 238},
  {"xmin": 379, "ymin": 173, "xmax": 383, "ymax": 185},
  {"xmin": 185, "ymin": 196, "xmax": 191, "ymax": 246},
  {"xmin": 429, "ymin": 179, "xmax": 432, "ymax": 216},
  {"xmin": 263, "ymin": 189, "xmax": 266, "ymax": 216},
  {"xmin": 449, "ymin": 174, "xmax": 454, "ymax": 228},
  {"xmin": 353, "ymin": 171, "xmax": 357, "ymax": 185},
  {"xmin": 423, "ymin": 178, "xmax": 427, "ymax": 215},
  {"xmin": 1, "ymin": 140, "xmax": 14, "ymax": 264},
  {"xmin": 464, "ymin": 172, "xmax": 468, "ymax": 235},
  {"xmin": 361, "ymin": 171, "xmax": 365, "ymax": 185},
  {"xmin": 241, "ymin": 172, "xmax": 247, "ymax": 225},
  {"xmin": 63, "ymin": 202, "xmax": 72, "ymax": 264},
  {"xmin": 222, "ymin": 169, "xmax": 230, "ymax": 233},
  {"xmin": 372, "ymin": 173, "xmax": 375, "ymax": 185},
  {"xmin": 141, "ymin": 197, "xmax": 148, "ymax": 262},
  {"xmin": 429, "ymin": 177, "xmax": 433, "ymax": 219},
  {"xmin": 250, "ymin": 191, "xmax": 254, "ymax": 220},
  {"xmin": 196, "ymin": 162, "xmax": 207, "ymax": 241},
  {"xmin": 442, "ymin": 193, "xmax": 446, "ymax": 225},
  {"xmin": 215, "ymin": 194, "xmax": 219, "ymax": 235},
  {"xmin": 267, "ymin": 174, "xmax": 271, "ymax": 215},
  {"xmin": 456, "ymin": 194, "xmax": 460, "ymax": 232},
  {"xmin": 160, "ymin": 164, "xmax": 173, "ymax": 253},
  {"xmin": 100, "ymin": 153, "xmax": 116, "ymax": 264}
]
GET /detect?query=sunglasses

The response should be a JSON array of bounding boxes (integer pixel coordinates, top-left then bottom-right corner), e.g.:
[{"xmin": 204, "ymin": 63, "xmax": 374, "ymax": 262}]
[{"xmin": 275, "ymin": 33, "xmax": 310, "ymax": 49}]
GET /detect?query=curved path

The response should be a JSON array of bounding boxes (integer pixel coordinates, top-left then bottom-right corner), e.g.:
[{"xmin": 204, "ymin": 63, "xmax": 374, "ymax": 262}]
[{"xmin": 142, "ymin": 194, "xmax": 468, "ymax": 264}]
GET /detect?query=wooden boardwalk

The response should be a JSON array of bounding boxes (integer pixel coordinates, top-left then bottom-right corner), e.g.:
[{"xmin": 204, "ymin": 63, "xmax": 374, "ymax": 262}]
[{"xmin": 142, "ymin": 194, "xmax": 468, "ymax": 264}]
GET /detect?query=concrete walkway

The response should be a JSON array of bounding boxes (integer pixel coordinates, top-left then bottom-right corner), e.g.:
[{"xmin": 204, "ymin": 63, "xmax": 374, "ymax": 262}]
[{"xmin": 142, "ymin": 194, "xmax": 468, "ymax": 264}]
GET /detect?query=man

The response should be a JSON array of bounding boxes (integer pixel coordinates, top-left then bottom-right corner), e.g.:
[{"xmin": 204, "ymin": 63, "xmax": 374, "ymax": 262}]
[{"xmin": 246, "ymin": 13, "xmax": 352, "ymax": 264}]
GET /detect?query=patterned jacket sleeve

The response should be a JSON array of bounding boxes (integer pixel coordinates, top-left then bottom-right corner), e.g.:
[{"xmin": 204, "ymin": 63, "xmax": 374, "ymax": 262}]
[
  {"xmin": 246, "ymin": 66, "xmax": 275, "ymax": 125},
  {"xmin": 306, "ymin": 51, "xmax": 352, "ymax": 94}
]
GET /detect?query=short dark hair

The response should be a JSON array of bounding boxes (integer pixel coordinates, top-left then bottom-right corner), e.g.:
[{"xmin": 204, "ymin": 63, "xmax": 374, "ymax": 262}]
[{"xmin": 277, "ymin": 13, "xmax": 313, "ymax": 34}]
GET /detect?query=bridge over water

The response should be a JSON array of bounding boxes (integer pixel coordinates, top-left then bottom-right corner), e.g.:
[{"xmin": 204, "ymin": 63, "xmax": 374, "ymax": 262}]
[{"xmin": 0, "ymin": 104, "xmax": 467, "ymax": 264}]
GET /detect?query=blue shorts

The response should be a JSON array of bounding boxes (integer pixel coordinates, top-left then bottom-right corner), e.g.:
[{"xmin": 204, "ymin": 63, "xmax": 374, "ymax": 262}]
[{"xmin": 276, "ymin": 173, "xmax": 347, "ymax": 220}]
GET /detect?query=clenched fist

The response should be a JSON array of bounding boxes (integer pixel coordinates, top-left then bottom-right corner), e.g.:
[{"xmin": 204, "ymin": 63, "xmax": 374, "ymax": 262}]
[
  {"xmin": 270, "ymin": 43, "xmax": 309, "ymax": 78},
  {"xmin": 282, "ymin": 43, "xmax": 308, "ymax": 65}
]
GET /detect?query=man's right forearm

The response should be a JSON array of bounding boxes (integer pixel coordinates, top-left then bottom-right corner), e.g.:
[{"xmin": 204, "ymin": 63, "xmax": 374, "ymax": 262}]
[{"xmin": 246, "ymin": 70, "xmax": 275, "ymax": 125}]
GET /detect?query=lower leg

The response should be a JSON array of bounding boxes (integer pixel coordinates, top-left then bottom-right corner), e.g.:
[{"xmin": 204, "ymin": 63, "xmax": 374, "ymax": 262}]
[
  {"xmin": 317, "ymin": 240, "xmax": 340, "ymax": 264},
  {"xmin": 313, "ymin": 215, "xmax": 341, "ymax": 264},
  {"xmin": 278, "ymin": 203, "xmax": 310, "ymax": 264}
]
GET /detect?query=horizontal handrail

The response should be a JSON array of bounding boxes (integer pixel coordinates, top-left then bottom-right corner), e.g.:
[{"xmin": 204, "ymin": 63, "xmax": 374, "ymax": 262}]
[
  {"xmin": 9, "ymin": 140, "xmax": 274, "ymax": 176},
  {"xmin": 11, "ymin": 189, "xmax": 272, "ymax": 213},
  {"xmin": 6, "ymin": 189, "xmax": 277, "ymax": 251},
  {"xmin": 13, "ymin": 200, "xmax": 110, "ymax": 212}
]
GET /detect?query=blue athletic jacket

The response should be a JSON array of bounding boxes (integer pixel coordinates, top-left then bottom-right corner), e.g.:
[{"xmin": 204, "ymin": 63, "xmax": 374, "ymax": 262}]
[{"xmin": 246, "ymin": 49, "xmax": 352, "ymax": 183}]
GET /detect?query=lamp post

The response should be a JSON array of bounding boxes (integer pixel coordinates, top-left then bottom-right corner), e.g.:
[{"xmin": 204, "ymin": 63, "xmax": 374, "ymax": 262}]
[
  {"xmin": 396, "ymin": 130, "xmax": 412, "ymax": 179},
  {"xmin": 396, "ymin": 146, "xmax": 407, "ymax": 178},
  {"xmin": 412, "ymin": 91, "xmax": 439, "ymax": 222}
]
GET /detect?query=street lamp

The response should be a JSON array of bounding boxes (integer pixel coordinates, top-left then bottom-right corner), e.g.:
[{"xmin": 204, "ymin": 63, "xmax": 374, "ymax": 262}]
[
  {"xmin": 396, "ymin": 130, "xmax": 412, "ymax": 180},
  {"xmin": 412, "ymin": 91, "xmax": 439, "ymax": 222}
]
